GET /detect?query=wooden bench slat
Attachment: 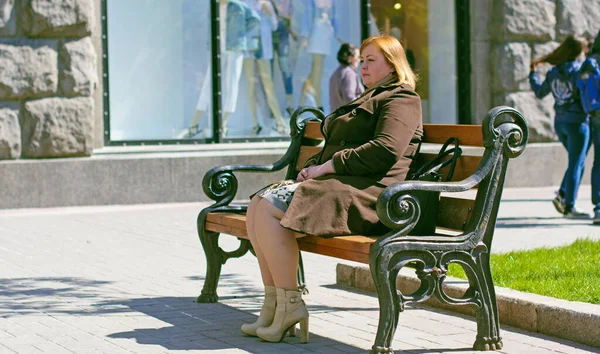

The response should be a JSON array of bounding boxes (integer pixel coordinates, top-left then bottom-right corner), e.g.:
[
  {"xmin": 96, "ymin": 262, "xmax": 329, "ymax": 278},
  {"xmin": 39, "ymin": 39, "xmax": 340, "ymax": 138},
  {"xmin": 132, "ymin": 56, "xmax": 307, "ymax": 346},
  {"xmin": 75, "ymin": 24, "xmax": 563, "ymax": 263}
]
[
  {"xmin": 303, "ymin": 122, "xmax": 483, "ymax": 147},
  {"xmin": 438, "ymin": 196, "xmax": 475, "ymax": 230},
  {"xmin": 206, "ymin": 209, "xmax": 468, "ymax": 264},
  {"xmin": 304, "ymin": 122, "xmax": 324, "ymax": 140},
  {"xmin": 423, "ymin": 124, "xmax": 483, "ymax": 146},
  {"xmin": 296, "ymin": 146, "xmax": 324, "ymax": 172}
]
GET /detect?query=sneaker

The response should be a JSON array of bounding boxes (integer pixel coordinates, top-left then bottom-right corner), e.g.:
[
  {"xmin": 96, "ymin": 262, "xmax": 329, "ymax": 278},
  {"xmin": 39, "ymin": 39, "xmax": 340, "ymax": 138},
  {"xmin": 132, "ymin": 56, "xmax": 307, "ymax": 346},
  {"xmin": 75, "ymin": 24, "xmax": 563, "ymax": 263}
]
[
  {"xmin": 593, "ymin": 210, "xmax": 600, "ymax": 225},
  {"xmin": 564, "ymin": 206, "xmax": 591, "ymax": 219},
  {"xmin": 552, "ymin": 195, "xmax": 566, "ymax": 214}
]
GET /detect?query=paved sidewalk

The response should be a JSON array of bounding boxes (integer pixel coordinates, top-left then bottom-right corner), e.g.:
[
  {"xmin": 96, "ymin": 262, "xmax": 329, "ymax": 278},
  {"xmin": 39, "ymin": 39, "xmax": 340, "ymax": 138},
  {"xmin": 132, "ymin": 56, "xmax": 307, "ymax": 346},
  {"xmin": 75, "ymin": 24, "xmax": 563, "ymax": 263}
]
[{"xmin": 0, "ymin": 186, "xmax": 599, "ymax": 353}]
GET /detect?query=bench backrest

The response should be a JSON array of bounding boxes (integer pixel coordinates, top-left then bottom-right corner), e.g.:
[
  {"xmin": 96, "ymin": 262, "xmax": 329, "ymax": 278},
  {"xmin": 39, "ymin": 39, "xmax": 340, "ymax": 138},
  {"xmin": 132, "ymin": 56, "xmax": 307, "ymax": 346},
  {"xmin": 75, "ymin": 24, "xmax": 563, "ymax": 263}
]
[{"xmin": 293, "ymin": 121, "xmax": 484, "ymax": 232}]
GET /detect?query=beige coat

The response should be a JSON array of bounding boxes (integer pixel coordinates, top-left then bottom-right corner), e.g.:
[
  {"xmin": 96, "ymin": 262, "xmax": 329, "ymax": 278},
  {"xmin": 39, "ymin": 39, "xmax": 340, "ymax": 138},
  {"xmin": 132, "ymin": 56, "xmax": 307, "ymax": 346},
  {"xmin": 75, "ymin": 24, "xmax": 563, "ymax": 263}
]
[{"xmin": 280, "ymin": 83, "xmax": 423, "ymax": 237}]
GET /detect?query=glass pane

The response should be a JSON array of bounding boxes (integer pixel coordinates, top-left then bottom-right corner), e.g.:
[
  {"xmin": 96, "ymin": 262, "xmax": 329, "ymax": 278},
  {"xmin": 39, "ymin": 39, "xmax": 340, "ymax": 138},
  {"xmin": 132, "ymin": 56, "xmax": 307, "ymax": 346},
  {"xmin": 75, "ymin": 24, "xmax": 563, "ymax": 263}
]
[
  {"xmin": 222, "ymin": 0, "xmax": 362, "ymax": 139},
  {"xmin": 107, "ymin": 0, "xmax": 212, "ymax": 141},
  {"xmin": 369, "ymin": 0, "xmax": 457, "ymax": 124}
]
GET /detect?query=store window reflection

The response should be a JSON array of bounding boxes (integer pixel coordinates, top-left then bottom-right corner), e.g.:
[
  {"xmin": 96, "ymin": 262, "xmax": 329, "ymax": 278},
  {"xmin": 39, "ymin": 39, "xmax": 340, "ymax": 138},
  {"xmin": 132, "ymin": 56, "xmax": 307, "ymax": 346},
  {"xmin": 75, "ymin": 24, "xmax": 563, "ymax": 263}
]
[
  {"xmin": 107, "ymin": 0, "xmax": 212, "ymax": 141},
  {"xmin": 106, "ymin": 0, "xmax": 362, "ymax": 142},
  {"xmin": 369, "ymin": 0, "xmax": 457, "ymax": 124},
  {"xmin": 215, "ymin": 0, "xmax": 362, "ymax": 139}
]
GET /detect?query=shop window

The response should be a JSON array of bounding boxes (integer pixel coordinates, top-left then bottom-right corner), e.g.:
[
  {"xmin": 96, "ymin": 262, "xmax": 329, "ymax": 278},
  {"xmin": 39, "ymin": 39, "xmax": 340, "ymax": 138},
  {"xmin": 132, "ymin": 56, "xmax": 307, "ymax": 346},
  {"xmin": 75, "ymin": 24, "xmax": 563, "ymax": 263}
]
[
  {"xmin": 369, "ymin": 0, "xmax": 458, "ymax": 124},
  {"xmin": 104, "ymin": 0, "xmax": 363, "ymax": 143}
]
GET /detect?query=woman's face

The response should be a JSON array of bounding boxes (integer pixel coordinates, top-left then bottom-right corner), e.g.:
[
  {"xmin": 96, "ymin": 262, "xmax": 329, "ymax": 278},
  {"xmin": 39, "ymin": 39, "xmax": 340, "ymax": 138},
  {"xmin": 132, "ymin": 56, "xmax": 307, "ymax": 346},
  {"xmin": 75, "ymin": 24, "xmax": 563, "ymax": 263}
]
[{"xmin": 360, "ymin": 44, "xmax": 394, "ymax": 88}]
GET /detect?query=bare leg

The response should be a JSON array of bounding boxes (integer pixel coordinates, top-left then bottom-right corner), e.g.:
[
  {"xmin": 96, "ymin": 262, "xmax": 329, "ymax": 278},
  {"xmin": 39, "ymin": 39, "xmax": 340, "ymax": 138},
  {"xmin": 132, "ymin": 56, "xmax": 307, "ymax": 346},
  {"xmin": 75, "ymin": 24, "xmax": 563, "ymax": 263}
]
[
  {"xmin": 257, "ymin": 59, "xmax": 287, "ymax": 131},
  {"xmin": 253, "ymin": 198, "xmax": 299, "ymax": 290},
  {"xmin": 300, "ymin": 54, "xmax": 325, "ymax": 107},
  {"xmin": 220, "ymin": 112, "xmax": 231, "ymax": 136},
  {"xmin": 246, "ymin": 196, "xmax": 274, "ymax": 286},
  {"xmin": 175, "ymin": 110, "xmax": 204, "ymax": 138},
  {"xmin": 243, "ymin": 58, "xmax": 260, "ymax": 127}
]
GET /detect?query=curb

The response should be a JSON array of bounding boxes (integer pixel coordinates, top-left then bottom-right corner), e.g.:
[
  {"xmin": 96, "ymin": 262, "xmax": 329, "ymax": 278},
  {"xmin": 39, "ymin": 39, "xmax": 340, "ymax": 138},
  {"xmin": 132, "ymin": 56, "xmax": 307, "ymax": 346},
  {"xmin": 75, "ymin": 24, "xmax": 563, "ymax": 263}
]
[{"xmin": 336, "ymin": 263, "xmax": 600, "ymax": 349}]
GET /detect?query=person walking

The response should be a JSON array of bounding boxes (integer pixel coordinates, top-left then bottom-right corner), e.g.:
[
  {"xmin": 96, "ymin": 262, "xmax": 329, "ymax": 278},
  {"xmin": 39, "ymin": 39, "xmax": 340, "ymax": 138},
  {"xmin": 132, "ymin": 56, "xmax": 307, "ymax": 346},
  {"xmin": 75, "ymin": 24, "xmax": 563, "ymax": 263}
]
[
  {"xmin": 578, "ymin": 30, "xmax": 600, "ymax": 224},
  {"xmin": 530, "ymin": 34, "xmax": 590, "ymax": 219}
]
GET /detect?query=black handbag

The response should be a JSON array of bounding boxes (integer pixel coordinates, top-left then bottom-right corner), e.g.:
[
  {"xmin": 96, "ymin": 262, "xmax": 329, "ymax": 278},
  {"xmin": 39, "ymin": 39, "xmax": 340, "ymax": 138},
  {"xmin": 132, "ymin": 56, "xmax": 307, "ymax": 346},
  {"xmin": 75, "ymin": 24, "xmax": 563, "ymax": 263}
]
[{"xmin": 406, "ymin": 137, "xmax": 462, "ymax": 235}]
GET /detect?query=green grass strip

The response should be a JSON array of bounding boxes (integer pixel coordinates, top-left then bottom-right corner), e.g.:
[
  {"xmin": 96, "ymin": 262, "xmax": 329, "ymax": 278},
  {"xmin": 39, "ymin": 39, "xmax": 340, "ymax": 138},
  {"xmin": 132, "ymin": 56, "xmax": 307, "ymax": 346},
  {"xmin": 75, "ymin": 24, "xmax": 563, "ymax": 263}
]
[{"xmin": 447, "ymin": 238, "xmax": 600, "ymax": 304}]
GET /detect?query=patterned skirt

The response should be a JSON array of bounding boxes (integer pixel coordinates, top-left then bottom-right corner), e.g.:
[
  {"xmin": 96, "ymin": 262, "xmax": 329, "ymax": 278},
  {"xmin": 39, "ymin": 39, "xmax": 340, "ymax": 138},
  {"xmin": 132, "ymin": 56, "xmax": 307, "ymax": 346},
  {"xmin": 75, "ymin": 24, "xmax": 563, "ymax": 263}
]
[{"xmin": 254, "ymin": 179, "xmax": 301, "ymax": 212}]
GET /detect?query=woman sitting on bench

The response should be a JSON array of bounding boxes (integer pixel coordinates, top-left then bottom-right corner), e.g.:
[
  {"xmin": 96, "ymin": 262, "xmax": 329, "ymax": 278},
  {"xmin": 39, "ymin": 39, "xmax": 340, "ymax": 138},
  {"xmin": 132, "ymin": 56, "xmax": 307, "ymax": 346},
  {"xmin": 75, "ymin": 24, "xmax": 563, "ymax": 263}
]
[{"xmin": 241, "ymin": 35, "xmax": 423, "ymax": 344}]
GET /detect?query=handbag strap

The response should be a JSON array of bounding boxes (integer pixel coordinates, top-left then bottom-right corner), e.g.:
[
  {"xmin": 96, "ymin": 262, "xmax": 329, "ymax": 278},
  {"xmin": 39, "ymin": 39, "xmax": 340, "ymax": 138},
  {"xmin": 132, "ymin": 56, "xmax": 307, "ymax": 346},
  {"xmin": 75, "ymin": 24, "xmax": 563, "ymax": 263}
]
[{"xmin": 411, "ymin": 137, "xmax": 462, "ymax": 181}]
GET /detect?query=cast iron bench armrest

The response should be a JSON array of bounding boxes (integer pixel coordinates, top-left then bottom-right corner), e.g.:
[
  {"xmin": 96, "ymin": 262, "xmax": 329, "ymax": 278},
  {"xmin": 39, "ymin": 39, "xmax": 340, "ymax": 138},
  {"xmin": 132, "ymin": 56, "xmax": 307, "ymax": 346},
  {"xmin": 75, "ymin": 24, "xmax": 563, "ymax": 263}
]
[
  {"xmin": 376, "ymin": 106, "xmax": 529, "ymax": 240},
  {"xmin": 202, "ymin": 107, "xmax": 326, "ymax": 207}
]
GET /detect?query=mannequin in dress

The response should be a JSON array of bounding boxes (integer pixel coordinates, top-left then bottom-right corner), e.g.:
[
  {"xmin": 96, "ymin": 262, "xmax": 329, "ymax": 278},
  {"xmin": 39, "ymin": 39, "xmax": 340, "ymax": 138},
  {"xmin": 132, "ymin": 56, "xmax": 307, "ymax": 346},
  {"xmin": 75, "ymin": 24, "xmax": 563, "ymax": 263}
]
[
  {"xmin": 299, "ymin": 0, "xmax": 340, "ymax": 112},
  {"xmin": 244, "ymin": 0, "xmax": 288, "ymax": 135},
  {"xmin": 178, "ymin": 0, "xmax": 259, "ymax": 139}
]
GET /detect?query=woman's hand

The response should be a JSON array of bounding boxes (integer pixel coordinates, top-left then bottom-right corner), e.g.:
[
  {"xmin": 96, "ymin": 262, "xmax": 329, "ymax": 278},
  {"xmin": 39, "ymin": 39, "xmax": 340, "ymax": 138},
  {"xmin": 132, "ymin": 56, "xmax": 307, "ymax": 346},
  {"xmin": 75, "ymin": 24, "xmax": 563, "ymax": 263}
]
[{"xmin": 297, "ymin": 160, "xmax": 335, "ymax": 181}]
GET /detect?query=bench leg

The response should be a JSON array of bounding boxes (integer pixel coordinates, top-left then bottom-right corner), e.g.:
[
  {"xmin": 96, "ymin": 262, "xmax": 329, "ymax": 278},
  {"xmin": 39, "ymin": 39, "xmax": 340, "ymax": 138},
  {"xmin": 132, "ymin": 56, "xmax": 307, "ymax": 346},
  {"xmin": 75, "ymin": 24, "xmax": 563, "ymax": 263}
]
[
  {"xmin": 471, "ymin": 254, "xmax": 503, "ymax": 351},
  {"xmin": 369, "ymin": 257, "xmax": 401, "ymax": 354},
  {"xmin": 197, "ymin": 228, "xmax": 222, "ymax": 303}
]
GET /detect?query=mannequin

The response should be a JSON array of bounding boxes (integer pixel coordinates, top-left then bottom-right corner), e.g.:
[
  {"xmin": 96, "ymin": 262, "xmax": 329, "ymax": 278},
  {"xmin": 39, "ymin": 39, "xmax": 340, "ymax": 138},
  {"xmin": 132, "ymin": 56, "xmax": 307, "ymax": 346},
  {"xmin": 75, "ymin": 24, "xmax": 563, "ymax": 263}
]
[
  {"xmin": 244, "ymin": 0, "xmax": 288, "ymax": 135},
  {"xmin": 178, "ymin": 0, "xmax": 259, "ymax": 139},
  {"xmin": 299, "ymin": 0, "xmax": 340, "ymax": 112},
  {"xmin": 271, "ymin": 0, "xmax": 296, "ymax": 115}
]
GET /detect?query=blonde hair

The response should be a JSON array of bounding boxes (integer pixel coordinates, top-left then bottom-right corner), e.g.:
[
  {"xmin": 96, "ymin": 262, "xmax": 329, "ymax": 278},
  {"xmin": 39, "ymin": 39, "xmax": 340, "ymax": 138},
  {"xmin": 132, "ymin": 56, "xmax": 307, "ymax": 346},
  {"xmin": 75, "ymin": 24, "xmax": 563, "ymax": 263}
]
[{"xmin": 360, "ymin": 35, "xmax": 417, "ymax": 88}]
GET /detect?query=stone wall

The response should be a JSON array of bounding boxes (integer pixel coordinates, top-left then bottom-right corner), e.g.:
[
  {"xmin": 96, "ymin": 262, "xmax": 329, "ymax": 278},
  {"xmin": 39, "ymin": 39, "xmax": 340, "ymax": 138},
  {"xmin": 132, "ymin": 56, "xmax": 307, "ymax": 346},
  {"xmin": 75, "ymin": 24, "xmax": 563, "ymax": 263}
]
[
  {"xmin": 0, "ymin": 0, "xmax": 98, "ymax": 160},
  {"xmin": 489, "ymin": 0, "xmax": 600, "ymax": 142}
]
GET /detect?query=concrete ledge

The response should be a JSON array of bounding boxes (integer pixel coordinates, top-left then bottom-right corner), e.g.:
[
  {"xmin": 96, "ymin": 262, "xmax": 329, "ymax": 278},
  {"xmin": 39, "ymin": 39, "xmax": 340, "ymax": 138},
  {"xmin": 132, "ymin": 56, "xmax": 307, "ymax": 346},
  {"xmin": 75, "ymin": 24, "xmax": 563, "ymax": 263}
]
[
  {"xmin": 336, "ymin": 263, "xmax": 600, "ymax": 349},
  {"xmin": 0, "ymin": 141, "xmax": 595, "ymax": 209}
]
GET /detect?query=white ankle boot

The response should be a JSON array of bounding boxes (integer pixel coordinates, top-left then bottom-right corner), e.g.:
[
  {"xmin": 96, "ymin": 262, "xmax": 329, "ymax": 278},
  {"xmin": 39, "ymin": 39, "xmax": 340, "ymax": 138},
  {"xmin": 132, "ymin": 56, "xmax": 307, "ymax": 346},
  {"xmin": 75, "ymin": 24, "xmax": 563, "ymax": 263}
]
[
  {"xmin": 241, "ymin": 286, "xmax": 277, "ymax": 336},
  {"xmin": 256, "ymin": 288, "xmax": 309, "ymax": 343}
]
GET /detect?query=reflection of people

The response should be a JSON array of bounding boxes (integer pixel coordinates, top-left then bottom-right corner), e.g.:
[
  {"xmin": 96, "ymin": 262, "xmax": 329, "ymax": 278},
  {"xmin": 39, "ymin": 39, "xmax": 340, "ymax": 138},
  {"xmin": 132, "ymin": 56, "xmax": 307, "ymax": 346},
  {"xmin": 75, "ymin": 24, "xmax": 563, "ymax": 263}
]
[
  {"xmin": 179, "ymin": 0, "xmax": 259, "ymax": 139},
  {"xmin": 271, "ymin": 0, "xmax": 296, "ymax": 115},
  {"xmin": 244, "ymin": 0, "xmax": 288, "ymax": 135},
  {"xmin": 328, "ymin": 43, "xmax": 363, "ymax": 111},
  {"xmin": 530, "ymin": 34, "xmax": 590, "ymax": 219},
  {"xmin": 240, "ymin": 35, "xmax": 422, "ymax": 343},
  {"xmin": 299, "ymin": 0, "xmax": 341, "ymax": 111}
]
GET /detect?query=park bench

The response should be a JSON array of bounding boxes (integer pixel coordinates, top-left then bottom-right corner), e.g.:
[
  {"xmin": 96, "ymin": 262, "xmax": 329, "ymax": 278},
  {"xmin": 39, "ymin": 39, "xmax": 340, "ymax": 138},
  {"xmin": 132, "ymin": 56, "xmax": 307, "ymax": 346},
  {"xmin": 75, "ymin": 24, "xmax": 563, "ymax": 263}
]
[{"xmin": 194, "ymin": 106, "xmax": 529, "ymax": 353}]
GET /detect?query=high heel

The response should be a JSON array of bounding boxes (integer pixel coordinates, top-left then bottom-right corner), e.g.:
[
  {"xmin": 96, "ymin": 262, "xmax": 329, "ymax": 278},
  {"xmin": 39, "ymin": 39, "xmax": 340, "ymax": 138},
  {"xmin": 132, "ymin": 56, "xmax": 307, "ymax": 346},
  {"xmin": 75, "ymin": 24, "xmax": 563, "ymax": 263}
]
[
  {"xmin": 241, "ymin": 286, "xmax": 276, "ymax": 336},
  {"xmin": 256, "ymin": 288, "xmax": 309, "ymax": 343},
  {"xmin": 273, "ymin": 121, "xmax": 288, "ymax": 135},
  {"xmin": 252, "ymin": 125, "xmax": 262, "ymax": 135}
]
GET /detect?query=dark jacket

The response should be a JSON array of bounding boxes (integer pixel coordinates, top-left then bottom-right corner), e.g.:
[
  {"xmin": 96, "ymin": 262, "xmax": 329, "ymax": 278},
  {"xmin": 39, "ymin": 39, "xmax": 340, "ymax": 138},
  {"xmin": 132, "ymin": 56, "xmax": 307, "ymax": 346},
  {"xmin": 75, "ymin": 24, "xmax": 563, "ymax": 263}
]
[
  {"xmin": 529, "ymin": 60, "xmax": 587, "ymax": 124},
  {"xmin": 280, "ymin": 83, "xmax": 423, "ymax": 237}
]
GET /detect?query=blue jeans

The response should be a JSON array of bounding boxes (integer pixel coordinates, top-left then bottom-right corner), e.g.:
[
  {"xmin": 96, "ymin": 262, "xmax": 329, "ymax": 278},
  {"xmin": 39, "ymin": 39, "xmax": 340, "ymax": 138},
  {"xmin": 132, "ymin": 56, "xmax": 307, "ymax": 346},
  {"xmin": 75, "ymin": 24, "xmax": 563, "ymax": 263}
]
[
  {"xmin": 590, "ymin": 117, "xmax": 600, "ymax": 212},
  {"xmin": 554, "ymin": 121, "xmax": 590, "ymax": 209}
]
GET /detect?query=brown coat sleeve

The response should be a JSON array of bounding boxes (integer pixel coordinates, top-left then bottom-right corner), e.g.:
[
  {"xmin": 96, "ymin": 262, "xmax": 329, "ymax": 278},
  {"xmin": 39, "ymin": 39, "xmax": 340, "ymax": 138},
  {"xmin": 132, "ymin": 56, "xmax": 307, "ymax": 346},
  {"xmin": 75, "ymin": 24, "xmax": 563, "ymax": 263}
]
[{"xmin": 331, "ymin": 89, "xmax": 422, "ymax": 175}]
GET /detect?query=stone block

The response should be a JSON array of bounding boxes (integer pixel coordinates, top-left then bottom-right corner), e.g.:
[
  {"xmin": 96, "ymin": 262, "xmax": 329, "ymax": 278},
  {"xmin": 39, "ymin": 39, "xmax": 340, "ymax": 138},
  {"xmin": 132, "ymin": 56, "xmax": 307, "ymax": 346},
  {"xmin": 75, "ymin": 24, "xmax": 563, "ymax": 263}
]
[
  {"xmin": 537, "ymin": 302, "xmax": 600, "ymax": 348},
  {"xmin": 0, "ymin": 42, "xmax": 58, "ymax": 100},
  {"xmin": 20, "ymin": 0, "xmax": 94, "ymax": 37},
  {"xmin": 353, "ymin": 266, "xmax": 375, "ymax": 293},
  {"xmin": 496, "ymin": 294, "xmax": 537, "ymax": 331},
  {"xmin": 21, "ymin": 97, "xmax": 94, "ymax": 158},
  {"xmin": 503, "ymin": 91, "xmax": 556, "ymax": 142},
  {"xmin": 557, "ymin": 0, "xmax": 600, "ymax": 39},
  {"xmin": 0, "ymin": 0, "xmax": 16, "ymax": 36},
  {"xmin": 59, "ymin": 37, "xmax": 97, "ymax": 96},
  {"xmin": 336, "ymin": 264, "xmax": 355, "ymax": 287},
  {"xmin": 0, "ymin": 107, "xmax": 20, "ymax": 159},
  {"xmin": 491, "ymin": 42, "xmax": 531, "ymax": 92},
  {"xmin": 491, "ymin": 0, "xmax": 555, "ymax": 42}
]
